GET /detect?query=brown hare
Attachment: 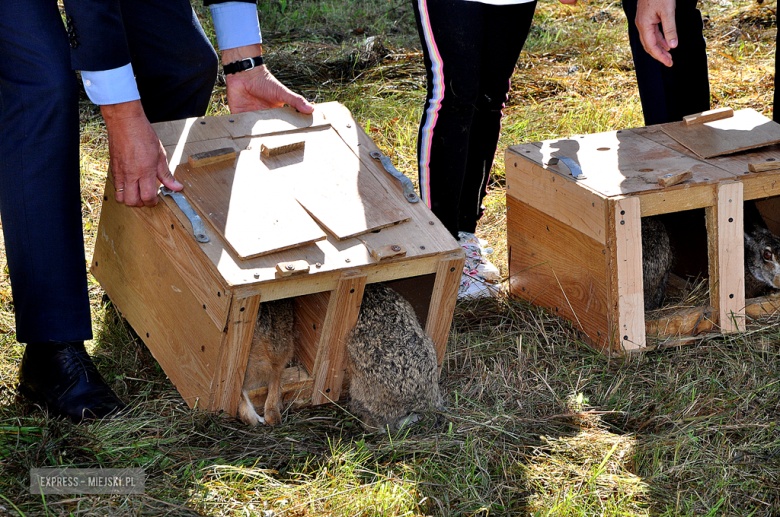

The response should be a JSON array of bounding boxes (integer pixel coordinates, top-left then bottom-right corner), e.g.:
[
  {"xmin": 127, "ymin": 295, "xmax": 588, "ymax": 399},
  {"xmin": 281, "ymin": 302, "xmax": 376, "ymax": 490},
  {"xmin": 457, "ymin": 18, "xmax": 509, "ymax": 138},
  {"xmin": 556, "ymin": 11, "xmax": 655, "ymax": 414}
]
[
  {"xmin": 744, "ymin": 200, "xmax": 780, "ymax": 299},
  {"xmin": 642, "ymin": 216, "xmax": 672, "ymax": 311},
  {"xmin": 346, "ymin": 283, "xmax": 444, "ymax": 432},
  {"xmin": 237, "ymin": 299, "xmax": 295, "ymax": 426}
]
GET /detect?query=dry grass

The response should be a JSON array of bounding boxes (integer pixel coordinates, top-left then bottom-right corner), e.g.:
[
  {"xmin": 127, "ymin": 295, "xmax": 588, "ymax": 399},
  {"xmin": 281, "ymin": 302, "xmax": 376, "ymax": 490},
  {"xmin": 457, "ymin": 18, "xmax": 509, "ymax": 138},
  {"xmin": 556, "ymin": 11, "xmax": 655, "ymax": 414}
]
[{"xmin": 2, "ymin": 0, "xmax": 780, "ymax": 515}]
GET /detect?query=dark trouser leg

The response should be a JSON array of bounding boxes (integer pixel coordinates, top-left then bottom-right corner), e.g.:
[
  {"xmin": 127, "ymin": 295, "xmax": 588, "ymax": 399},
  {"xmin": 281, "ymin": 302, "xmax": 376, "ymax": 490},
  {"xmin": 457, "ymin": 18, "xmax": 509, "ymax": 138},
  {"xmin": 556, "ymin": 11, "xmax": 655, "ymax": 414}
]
[
  {"xmin": 0, "ymin": 0, "xmax": 92, "ymax": 343},
  {"xmin": 412, "ymin": 0, "xmax": 481, "ymax": 238},
  {"xmin": 458, "ymin": 1, "xmax": 536, "ymax": 234},
  {"xmin": 120, "ymin": 0, "xmax": 218, "ymax": 122},
  {"xmin": 622, "ymin": 0, "xmax": 710, "ymax": 125},
  {"xmin": 774, "ymin": 27, "xmax": 779, "ymax": 122}
]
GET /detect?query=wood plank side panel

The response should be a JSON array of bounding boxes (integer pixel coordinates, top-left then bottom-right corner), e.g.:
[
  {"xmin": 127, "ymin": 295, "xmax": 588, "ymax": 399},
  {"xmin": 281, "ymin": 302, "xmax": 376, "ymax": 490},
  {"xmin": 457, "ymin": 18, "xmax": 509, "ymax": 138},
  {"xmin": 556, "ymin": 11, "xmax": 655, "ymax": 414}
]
[
  {"xmin": 507, "ymin": 195, "xmax": 611, "ymax": 350},
  {"xmin": 610, "ymin": 197, "xmax": 646, "ymax": 351},
  {"xmin": 505, "ymin": 148, "xmax": 608, "ymax": 244},
  {"xmin": 310, "ymin": 271, "xmax": 367, "ymax": 405},
  {"xmin": 208, "ymin": 295, "xmax": 262, "ymax": 414},
  {"xmin": 294, "ymin": 291, "xmax": 330, "ymax": 374},
  {"xmin": 710, "ymin": 182, "xmax": 745, "ymax": 332},
  {"xmin": 425, "ymin": 252, "xmax": 465, "ymax": 365},
  {"xmin": 91, "ymin": 188, "xmax": 223, "ymax": 409}
]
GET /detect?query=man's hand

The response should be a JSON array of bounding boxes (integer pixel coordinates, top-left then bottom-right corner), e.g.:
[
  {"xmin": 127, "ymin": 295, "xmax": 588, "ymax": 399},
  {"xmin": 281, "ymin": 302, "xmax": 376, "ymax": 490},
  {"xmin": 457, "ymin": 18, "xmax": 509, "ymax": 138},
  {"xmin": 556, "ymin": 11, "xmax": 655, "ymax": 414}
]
[
  {"xmin": 636, "ymin": 0, "xmax": 678, "ymax": 67},
  {"xmin": 222, "ymin": 44, "xmax": 314, "ymax": 115},
  {"xmin": 101, "ymin": 100, "xmax": 183, "ymax": 207}
]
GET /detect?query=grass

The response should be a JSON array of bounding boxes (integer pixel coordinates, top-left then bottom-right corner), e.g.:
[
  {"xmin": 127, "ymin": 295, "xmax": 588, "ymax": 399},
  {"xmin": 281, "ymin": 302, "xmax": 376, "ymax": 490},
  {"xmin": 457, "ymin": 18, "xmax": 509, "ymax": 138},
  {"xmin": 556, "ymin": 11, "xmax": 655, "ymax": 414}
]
[{"xmin": 2, "ymin": 0, "xmax": 780, "ymax": 515}]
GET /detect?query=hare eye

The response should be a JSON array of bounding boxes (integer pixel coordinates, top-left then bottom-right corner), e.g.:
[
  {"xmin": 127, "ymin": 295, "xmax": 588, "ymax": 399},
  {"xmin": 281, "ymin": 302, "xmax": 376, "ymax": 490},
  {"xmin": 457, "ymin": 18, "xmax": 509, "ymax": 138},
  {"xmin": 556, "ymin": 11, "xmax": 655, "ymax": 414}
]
[{"xmin": 764, "ymin": 249, "xmax": 774, "ymax": 261}]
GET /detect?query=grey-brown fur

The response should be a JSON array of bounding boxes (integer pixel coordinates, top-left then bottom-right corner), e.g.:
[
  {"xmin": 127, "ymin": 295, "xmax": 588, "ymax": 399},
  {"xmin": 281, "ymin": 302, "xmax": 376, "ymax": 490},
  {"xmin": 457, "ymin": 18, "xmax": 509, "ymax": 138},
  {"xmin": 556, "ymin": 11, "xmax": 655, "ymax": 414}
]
[
  {"xmin": 347, "ymin": 284, "xmax": 444, "ymax": 431},
  {"xmin": 744, "ymin": 200, "xmax": 780, "ymax": 299},
  {"xmin": 642, "ymin": 216, "xmax": 672, "ymax": 310},
  {"xmin": 238, "ymin": 299, "xmax": 295, "ymax": 426}
]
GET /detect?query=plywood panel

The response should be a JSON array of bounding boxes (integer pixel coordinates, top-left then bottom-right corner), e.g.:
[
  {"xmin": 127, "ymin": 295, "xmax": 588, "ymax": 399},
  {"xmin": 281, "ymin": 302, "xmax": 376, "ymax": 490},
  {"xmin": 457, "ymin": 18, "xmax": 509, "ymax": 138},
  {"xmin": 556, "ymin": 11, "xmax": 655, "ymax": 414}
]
[
  {"xmin": 174, "ymin": 150, "xmax": 327, "ymax": 259},
  {"xmin": 661, "ymin": 108, "xmax": 780, "ymax": 159},
  {"xmin": 152, "ymin": 116, "xmax": 232, "ymax": 148},
  {"xmin": 294, "ymin": 291, "xmax": 330, "ymax": 374},
  {"xmin": 506, "ymin": 145, "xmax": 608, "ymax": 244},
  {"xmin": 517, "ymin": 130, "xmax": 730, "ymax": 199},
  {"xmin": 248, "ymin": 127, "xmax": 411, "ymax": 240},
  {"xmin": 507, "ymin": 195, "xmax": 611, "ymax": 349},
  {"xmin": 213, "ymin": 106, "xmax": 329, "ymax": 139},
  {"xmin": 91, "ymin": 186, "xmax": 223, "ymax": 409}
]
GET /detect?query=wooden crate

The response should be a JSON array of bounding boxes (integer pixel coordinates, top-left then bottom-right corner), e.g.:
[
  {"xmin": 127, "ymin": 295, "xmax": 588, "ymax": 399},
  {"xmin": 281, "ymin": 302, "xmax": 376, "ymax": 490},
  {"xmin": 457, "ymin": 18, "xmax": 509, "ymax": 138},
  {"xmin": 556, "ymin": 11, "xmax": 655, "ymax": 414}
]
[
  {"xmin": 506, "ymin": 113, "xmax": 780, "ymax": 354},
  {"xmin": 91, "ymin": 102, "xmax": 463, "ymax": 415}
]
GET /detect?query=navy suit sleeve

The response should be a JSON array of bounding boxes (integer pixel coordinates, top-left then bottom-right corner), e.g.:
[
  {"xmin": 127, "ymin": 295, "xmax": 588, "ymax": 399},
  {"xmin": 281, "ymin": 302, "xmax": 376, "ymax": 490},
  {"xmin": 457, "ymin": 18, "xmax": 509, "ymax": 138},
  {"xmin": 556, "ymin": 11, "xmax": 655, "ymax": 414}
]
[
  {"xmin": 62, "ymin": 0, "xmax": 131, "ymax": 71},
  {"xmin": 204, "ymin": 0, "xmax": 255, "ymax": 4}
]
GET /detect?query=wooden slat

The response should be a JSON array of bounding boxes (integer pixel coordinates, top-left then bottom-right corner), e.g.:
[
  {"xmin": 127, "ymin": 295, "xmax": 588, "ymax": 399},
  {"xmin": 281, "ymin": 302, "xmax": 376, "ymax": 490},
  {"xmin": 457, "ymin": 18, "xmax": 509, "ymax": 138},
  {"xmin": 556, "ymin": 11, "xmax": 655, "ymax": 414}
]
[
  {"xmin": 242, "ymin": 365, "xmax": 314, "ymax": 410},
  {"xmin": 189, "ymin": 147, "xmax": 237, "ymax": 168},
  {"xmin": 706, "ymin": 182, "xmax": 745, "ymax": 332},
  {"xmin": 748, "ymin": 160, "xmax": 780, "ymax": 173},
  {"xmin": 164, "ymin": 138, "xmax": 239, "ymax": 171},
  {"xmin": 657, "ymin": 169, "xmax": 692, "ymax": 187},
  {"xmin": 174, "ymin": 149, "xmax": 327, "ymax": 259},
  {"xmin": 425, "ymin": 252, "xmax": 464, "ymax": 365},
  {"xmin": 208, "ymin": 294, "xmax": 262, "ymax": 414},
  {"xmin": 91, "ymin": 184, "xmax": 223, "ymax": 409},
  {"xmin": 645, "ymin": 306, "xmax": 716, "ymax": 337},
  {"xmin": 609, "ymin": 197, "xmax": 646, "ymax": 351},
  {"xmin": 746, "ymin": 293, "xmax": 780, "ymax": 318},
  {"xmin": 507, "ymin": 195, "xmax": 611, "ymax": 350},
  {"xmin": 310, "ymin": 271, "xmax": 367, "ymax": 405},
  {"xmin": 683, "ymin": 107, "xmax": 734, "ymax": 125},
  {"xmin": 506, "ymin": 145, "xmax": 608, "ymax": 244},
  {"xmin": 661, "ymin": 108, "xmax": 780, "ymax": 159}
]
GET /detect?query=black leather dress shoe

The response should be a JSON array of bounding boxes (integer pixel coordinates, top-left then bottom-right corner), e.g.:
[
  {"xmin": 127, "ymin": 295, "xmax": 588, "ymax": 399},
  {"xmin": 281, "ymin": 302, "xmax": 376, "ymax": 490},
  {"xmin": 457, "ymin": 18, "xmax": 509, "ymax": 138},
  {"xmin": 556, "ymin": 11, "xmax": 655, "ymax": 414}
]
[{"xmin": 18, "ymin": 341, "xmax": 126, "ymax": 423}]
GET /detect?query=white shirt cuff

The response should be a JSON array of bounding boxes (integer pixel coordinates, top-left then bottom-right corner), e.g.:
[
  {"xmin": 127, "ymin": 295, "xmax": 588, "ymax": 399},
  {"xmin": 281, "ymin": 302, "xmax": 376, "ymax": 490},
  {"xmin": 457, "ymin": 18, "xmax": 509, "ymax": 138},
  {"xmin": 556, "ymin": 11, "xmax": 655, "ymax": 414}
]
[
  {"xmin": 80, "ymin": 64, "xmax": 141, "ymax": 105},
  {"xmin": 210, "ymin": 2, "xmax": 262, "ymax": 50}
]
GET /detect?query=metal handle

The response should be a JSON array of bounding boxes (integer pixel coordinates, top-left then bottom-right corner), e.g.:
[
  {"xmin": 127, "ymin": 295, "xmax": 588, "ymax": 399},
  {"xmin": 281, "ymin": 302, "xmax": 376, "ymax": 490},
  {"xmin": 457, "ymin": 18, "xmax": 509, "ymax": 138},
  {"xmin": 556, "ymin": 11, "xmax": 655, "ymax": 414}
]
[
  {"xmin": 160, "ymin": 187, "xmax": 210, "ymax": 243},
  {"xmin": 548, "ymin": 156, "xmax": 586, "ymax": 180},
  {"xmin": 369, "ymin": 150, "xmax": 420, "ymax": 203}
]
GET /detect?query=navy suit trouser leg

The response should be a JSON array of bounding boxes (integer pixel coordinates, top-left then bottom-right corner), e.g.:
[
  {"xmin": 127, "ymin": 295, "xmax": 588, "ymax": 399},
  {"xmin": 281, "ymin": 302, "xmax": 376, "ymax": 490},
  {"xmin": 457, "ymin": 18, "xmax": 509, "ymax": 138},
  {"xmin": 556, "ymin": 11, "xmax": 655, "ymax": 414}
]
[
  {"xmin": 0, "ymin": 0, "xmax": 91, "ymax": 343},
  {"xmin": 0, "ymin": 0, "xmax": 217, "ymax": 344},
  {"xmin": 622, "ymin": 0, "xmax": 710, "ymax": 125}
]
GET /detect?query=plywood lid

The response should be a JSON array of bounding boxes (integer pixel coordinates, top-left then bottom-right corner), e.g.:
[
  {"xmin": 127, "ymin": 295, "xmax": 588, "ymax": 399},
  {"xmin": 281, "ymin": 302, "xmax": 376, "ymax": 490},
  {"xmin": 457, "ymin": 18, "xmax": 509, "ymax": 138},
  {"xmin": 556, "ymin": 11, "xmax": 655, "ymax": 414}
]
[{"xmin": 508, "ymin": 127, "xmax": 737, "ymax": 198}]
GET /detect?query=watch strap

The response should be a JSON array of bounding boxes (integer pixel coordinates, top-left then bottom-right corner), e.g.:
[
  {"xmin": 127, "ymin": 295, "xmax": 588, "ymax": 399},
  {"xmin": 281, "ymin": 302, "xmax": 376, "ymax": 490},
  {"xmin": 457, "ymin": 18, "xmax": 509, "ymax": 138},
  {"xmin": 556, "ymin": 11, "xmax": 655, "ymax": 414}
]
[{"xmin": 223, "ymin": 55, "xmax": 264, "ymax": 75}]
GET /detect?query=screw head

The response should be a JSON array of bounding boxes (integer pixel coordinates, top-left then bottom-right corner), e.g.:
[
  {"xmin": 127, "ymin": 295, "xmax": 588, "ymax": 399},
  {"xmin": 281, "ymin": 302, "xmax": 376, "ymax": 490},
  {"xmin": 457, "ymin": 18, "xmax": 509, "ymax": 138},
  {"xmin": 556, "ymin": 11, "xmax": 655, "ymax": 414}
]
[
  {"xmin": 420, "ymin": 246, "xmax": 426, "ymax": 250},
  {"xmin": 253, "ymin": 273, "xmax": 260, "ymax": 279},
  {"xmin": 346, "ymin": 124, "xmax": 352, "ymax": 128},
  {"xmin": 345, "ymin": 258, "xmax": 351, "ymax": 263},
  {"xmin": 391, "ymin": 245, "xmax": 401, "ymax": 252},
  {"xmin": 315, "ymin": 262, "xmax": 322, "ymax": 268},
  {"xmin": 285, "ymin": 264, "xmax": 295, "ymax": 271},
  {"xmin": 429, "ymin": 221, "xmax": 435, "ymax": 225}
]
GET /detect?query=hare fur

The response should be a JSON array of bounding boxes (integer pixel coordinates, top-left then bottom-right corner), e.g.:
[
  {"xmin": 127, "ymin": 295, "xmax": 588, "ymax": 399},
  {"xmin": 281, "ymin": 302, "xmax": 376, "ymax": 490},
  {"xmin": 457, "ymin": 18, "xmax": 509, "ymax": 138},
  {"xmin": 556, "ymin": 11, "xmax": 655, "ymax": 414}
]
[
  {"xmin": 642, "ymin": 216, "xmax": 672, "ymax": 311},
  {"xmin": 347, "ymin": 283, "xmax": 444, "ymax": 431},
  {"xmin": 744, "ymin": 200, "xmax": 780, "ymax": 299},
  {"xmin": 237, "ymin": 299, "xmax": 295, "ymax": 426}
]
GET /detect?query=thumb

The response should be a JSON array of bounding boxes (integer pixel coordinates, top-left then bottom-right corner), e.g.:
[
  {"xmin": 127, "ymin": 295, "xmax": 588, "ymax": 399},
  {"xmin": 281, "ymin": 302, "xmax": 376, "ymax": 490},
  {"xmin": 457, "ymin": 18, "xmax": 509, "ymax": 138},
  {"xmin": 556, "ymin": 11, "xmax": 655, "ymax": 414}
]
[
  {"xmin": 282, "ymin": 90, "xmax": 315, "ymax": 114},
  {"xmin": 157, "ymin": 152, "xmax": 183, "ymax": 192},
  {"xmin": 659, "ymin": 9, "xmax": 678, "ymax": 49}
]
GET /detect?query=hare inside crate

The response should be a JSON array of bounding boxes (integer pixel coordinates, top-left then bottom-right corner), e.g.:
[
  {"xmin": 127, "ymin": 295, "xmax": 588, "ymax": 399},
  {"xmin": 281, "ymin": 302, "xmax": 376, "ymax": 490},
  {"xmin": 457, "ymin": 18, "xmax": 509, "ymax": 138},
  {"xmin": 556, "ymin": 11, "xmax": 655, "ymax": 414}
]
[
  {"xmin": 238, "ymin": 298, "xmax": 295, "ymax": 426},
  {"xmin": 237, "ymin": 284, "xmax": 445, "ymax": 430},
  {"xmin": 346, "ymin": 283, "xmax": 444, "ymax": 432}
]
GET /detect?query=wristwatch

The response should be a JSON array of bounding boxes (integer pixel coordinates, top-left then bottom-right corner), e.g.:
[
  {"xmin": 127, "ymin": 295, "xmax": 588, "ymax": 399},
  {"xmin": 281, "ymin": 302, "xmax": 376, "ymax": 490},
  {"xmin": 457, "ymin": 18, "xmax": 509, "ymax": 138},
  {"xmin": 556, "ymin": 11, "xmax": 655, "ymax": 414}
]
[{"xmin": 223, "ymin": 55, "xmax": 264, "ymax": 75}]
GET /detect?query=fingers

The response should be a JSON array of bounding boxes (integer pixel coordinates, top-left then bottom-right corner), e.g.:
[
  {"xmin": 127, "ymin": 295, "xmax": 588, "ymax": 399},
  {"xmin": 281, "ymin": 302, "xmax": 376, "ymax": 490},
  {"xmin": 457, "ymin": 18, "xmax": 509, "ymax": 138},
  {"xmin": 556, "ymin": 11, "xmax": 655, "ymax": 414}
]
[
  {"xmin": 635, "ymin": 0, "xmax": 677, "ymax": 67},
  {"xmin": 279, "ymin": 89, "xmax": 315, "ymax": 115},
  {"xmin": 156, "ymin": 145, "xmax": 183, "ymax": 193}
]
